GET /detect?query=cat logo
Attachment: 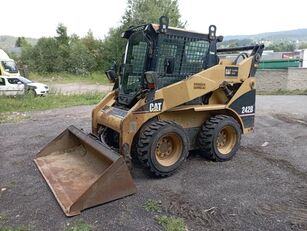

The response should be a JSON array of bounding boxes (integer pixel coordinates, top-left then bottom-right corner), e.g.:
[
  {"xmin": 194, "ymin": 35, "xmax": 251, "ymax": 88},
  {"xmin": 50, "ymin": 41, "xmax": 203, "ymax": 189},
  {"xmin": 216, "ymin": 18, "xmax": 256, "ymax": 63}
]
[{"xmin": 149, "ymin": 102, "xmax": 163, "ymax": 112}]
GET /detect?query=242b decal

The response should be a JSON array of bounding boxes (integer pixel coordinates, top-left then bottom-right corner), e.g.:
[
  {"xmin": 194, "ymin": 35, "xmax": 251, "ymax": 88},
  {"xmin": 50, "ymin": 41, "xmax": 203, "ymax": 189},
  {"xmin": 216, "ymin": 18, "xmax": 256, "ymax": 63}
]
[{"xmin": 241, "ymin": 106, "xmax": 254, "ymax": 114}]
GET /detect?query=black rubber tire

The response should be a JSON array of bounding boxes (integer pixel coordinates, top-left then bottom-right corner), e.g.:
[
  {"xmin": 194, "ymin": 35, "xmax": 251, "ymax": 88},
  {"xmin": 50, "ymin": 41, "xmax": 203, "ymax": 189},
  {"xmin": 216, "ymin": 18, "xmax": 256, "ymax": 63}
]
[
  {"xmin": 136, "ymin": 120, "xmax": 188, "ymax": 177},
  {"xmin": 198, "ymin": 115, "xmax": 241, "ymax": 161},
  {"xmin": 27, "ymin": 89, "xmax": 36, "ymax": 97},
  {"xmin": 98, "ymin": 125, "xmax": 119, "ymax": 149}
]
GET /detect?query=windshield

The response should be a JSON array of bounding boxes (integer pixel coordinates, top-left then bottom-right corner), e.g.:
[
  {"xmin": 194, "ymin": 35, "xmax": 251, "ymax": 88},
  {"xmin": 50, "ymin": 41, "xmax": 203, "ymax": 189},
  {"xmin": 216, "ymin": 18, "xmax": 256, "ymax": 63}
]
[
  {"xmin": 17, "ymin": 76, "xmax": 32, "ymax": 84},
  {"xmin": 121, "ymin": 31, "xmax": 148, "ymax": 94},
  {"xmin": 1, "ymin": 60, "xmax": 18, "ymax": 73}
]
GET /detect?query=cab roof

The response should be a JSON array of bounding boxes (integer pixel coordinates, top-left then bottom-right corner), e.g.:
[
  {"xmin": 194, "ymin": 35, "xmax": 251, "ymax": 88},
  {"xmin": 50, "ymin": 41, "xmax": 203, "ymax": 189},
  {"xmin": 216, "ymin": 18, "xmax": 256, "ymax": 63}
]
[
  {"xmin": 0, "ymin": 49, "xmax": 11, "ymax": 60},
  {"xmin": 122, "ymin": 23, "xmax": 214, "ymax": 41}
]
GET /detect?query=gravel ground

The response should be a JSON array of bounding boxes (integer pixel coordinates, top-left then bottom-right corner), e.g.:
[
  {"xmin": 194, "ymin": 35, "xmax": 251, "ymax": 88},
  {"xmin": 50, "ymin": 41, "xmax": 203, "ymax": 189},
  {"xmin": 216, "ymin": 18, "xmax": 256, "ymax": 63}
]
[
  {"xmin": 49, "ymin": 83, "xmax": 112, "ymax": 94},
  {"xmin": 0, "ymin": 96, "xmax": 306, "ymax": 231}
]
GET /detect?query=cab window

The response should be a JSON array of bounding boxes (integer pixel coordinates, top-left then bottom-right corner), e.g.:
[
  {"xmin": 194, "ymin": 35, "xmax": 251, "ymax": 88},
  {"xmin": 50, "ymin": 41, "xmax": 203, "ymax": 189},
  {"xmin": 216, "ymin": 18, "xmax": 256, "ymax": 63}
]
[
  {"xmin": 1, "ymin": 61, "xmax": 19, "ymax": 73},
  {"xmin": 0, "ymin": 78, "xmax": 5, "ymax": 86},
  {"xmin": 181, "ymin": 40, "xmax": 209, "ymax": 74},
  {"xmin": 7, "ymin": 78, "xmax": 20, "ymax": 84}
]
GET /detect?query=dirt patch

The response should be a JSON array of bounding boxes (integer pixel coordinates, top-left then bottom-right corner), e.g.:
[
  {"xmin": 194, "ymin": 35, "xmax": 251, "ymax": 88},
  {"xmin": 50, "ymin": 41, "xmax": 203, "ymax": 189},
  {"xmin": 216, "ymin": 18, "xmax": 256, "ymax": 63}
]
[
  {"xmin": 274, "ymin": 114, "xmax": 307, "ymax": 126},
  {"xmin": 241, "ymin": 146, "xmax": 307, "ymax": 180},
  {"xmin": 161, "ymin": 190, "xmax": 235, "ymax": 230},
  {"xmin": 241, "ymin": 146, "xmax": 307, "ymax": 229}
]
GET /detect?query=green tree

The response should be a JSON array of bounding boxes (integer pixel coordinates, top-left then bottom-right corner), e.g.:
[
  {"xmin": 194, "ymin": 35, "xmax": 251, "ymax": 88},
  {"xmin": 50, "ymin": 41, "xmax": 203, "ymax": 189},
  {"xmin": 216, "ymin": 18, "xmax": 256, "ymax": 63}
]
[
  {"xmin": 123, "ymin": 0, "xmax": 184, "ymax": 28},
  {"xmin": 101, "ymin": 0, "xmax": 184, "ymax": 70},
  {"xmin": 56, "ymin": 23, "xmax": 69, "ymax": 46},
  {"xmin": 82, "ymin": 30, "xmax": 97, "ymax": 51},
  {"xmin": 100, "ymin": 27, "xmax": 126, "ymax": 71},
  {"xmin": 55, "ymin": 23, "xmax": 70, "ymax": 71},
  {"xmin": 15, "ymin": 37, "xmax": 27, "ymax": 47},
  {"xmin": 266, "ymin": 42, "xmax": 296, "ymax": 52},
  {"xmin": 19, "ymin": 0, "xmax": 185, "ymax": 75},
  {"xmin": 298, "ymin": 42, "xmax": 307, "ymax": 49},
  {"xmin": 19, "ymin": 41, "xmax": 33, "ymax": 65},
  {"xmin": 29, "ymin": 37, "xmax": 62, "ymax": 73},
  {"xmin": 81, "ymin": 30, "xmax": 104, "ymax": 71},
  {"xmin": 68, "ymin": 40, "xmax": 97, "ymax": 75}
]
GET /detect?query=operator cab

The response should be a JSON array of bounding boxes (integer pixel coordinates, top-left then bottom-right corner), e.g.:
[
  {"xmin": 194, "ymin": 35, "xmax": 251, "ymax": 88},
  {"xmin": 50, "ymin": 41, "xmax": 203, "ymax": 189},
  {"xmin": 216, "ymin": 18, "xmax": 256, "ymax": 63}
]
[{"xmin": 106, "ymin": 16, "xmax": 223, "ymax": 107}]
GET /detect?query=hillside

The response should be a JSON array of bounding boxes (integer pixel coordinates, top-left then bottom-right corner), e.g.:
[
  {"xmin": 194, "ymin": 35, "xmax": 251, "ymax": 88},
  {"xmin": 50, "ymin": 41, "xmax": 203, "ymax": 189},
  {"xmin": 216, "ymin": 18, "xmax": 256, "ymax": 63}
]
[
  {"xmin": 0, "ymin": 35, "xmax": 37, "ymax": 52},
  {"xmin": 1, "ymin": 28, "xmax": 307, "ymax": 52},
  {"xmin": 224, "ymin": 28, "xmax": 307, "ymax": 41}
]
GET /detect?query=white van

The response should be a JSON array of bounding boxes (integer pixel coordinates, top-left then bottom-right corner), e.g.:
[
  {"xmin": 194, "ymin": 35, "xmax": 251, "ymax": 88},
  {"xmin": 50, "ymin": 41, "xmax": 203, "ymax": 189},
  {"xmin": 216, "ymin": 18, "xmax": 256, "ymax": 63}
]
[{"xmin": 0, "ymin": 76, "xmax": 25, "ymax": 96}]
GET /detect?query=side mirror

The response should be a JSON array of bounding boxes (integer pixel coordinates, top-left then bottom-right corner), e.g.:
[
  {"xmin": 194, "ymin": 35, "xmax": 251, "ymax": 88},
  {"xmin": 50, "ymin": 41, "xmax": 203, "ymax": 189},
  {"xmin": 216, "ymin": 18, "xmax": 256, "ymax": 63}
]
[
  {"xmin": 105, "ymin": 70, "xmax": 117, "ymax": 83},
  {"xmin": 164, "ymin": 57, "xmax": 175, "ymax": 74},
  {"xmin": 105, "ymin": 61, "xmax": 118, "ymax": 83},
  {"xmin": 111, "ymin": 62, "xmax": 117, "ymax": 73},
  {"xmin": 17, "ymin": 81, "xmax": 22, "ymax": 85}
]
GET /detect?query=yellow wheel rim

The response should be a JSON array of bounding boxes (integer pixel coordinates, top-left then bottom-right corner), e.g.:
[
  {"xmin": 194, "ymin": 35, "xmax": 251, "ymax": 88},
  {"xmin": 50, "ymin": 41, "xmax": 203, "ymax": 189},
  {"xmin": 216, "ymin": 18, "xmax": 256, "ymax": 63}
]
[
  {"xmin": 155, "ymin": 133, "xmax": 182, "ymax": 167},
  {"xmin": 216, "ymin": 126, "xmax": 237, "ymax": 155}
]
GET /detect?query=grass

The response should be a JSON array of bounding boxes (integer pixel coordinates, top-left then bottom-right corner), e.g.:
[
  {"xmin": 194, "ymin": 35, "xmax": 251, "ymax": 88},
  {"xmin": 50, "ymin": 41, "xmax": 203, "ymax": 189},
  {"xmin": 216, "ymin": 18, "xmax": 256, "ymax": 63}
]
[
  {"xmin": 0, "ymin": 227, "xmax": 30, "ymax": 231},
  {"xmin": 0, "ymin": 112, "xmax": 30, "ymax": 124},
  {"xmin": 257, "ymin": 89, "xmax": 307, "ymax": 95},
  {"xmin": 64, "ymin": 220, "xmax": 93, "ymax": 231},
  {"xmin": 29, "ymin": 72, "xmax": 110, "ymax": 85},
  {"xmin": 142, "ymin": 199, "xmax": 186, "ymax": 231},
  {"xmin": 143, "ymin": 199, "xmax": 162, "ymax": 212},
  {"xmin": 156, "ymin": 215, "xmax": 186, "ymax": 231},
  {"xmin": 0, "ymin": 92, "xmax": 103, "ymax": 114}
]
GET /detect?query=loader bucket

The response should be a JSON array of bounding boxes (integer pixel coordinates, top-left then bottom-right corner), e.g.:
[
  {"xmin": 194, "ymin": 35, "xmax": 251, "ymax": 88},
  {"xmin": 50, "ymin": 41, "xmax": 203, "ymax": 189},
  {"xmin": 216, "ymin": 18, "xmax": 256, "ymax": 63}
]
[{"xmin": 34, "ymin": 125, "xmax": 137, "ymax": 216}]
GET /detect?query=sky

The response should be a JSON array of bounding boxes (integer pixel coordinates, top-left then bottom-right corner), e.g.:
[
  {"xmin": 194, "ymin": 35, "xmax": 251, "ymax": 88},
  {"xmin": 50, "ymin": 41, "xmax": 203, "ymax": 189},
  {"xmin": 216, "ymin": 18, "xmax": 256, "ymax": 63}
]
[{"xmin": 2, "ymin": 0, "xmax": 307, "ymax": 39}]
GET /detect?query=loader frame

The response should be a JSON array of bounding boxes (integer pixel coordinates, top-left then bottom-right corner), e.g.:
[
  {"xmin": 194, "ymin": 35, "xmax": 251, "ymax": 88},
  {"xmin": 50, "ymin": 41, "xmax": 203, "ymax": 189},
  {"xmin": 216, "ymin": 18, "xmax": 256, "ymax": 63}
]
[{"xmin": 92, "ymin": 41, "xmax": 264, "ymax": 161}]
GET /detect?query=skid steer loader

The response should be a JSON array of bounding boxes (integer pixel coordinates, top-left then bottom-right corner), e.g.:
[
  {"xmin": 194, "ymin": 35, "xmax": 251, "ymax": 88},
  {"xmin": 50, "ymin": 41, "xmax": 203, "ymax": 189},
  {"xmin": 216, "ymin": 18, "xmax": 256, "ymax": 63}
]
[{"xmin": 34, "ymin": 16, "xmax": 264, "ymax": 216}]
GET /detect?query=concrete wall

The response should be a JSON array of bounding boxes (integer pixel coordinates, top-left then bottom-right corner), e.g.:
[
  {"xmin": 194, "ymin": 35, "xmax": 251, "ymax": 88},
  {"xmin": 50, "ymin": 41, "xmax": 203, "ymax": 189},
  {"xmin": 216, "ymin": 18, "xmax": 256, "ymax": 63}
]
[
  {"xmin": 287, "ymin": 68, "xmax": 307, "ymax": 90},
  {"xmin": 256, "ymin": 68, "xmax": 307, "ymax": 91}
]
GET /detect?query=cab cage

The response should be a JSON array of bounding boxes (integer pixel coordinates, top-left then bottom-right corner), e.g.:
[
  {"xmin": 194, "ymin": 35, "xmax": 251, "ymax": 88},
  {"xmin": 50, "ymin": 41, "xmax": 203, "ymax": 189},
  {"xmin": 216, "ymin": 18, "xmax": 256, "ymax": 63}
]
[{"xmin": 123, "ymin": 23, "xmax": 224, "ymax": 90}]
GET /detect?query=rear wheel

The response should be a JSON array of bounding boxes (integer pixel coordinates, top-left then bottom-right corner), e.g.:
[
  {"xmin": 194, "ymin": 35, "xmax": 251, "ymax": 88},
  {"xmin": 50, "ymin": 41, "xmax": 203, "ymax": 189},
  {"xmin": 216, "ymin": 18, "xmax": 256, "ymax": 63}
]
[
  {"xmin": 198, "ymin": 115, "xmax": 241, "ymax": 161},
  {"xmin": 136, "ymin": 121, "xmax": 188, "ymax": 177}
]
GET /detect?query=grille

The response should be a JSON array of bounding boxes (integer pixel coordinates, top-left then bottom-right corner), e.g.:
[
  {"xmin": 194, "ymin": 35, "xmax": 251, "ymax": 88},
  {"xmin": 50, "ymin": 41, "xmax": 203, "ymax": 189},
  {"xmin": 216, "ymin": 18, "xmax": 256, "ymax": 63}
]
[{"xmin": 156, "ymin": 34, "xmax": 209, "ymax": 88}]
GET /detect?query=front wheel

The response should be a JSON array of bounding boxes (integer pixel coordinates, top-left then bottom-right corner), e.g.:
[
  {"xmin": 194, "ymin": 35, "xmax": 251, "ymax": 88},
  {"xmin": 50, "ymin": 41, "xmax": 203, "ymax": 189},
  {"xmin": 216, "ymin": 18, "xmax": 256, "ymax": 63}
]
[
  {"xmin": 198, "ymin": 115, "xmax": 241, "ymax": 161},
  {"xmin": 27, "ymin": 89, "xmax": 37, "ymax": 97},
  {"xmin": 136, "ymin": 121, "xmax": 188, "ymax": 177}
]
